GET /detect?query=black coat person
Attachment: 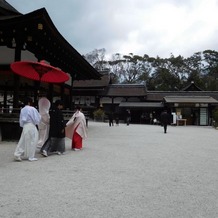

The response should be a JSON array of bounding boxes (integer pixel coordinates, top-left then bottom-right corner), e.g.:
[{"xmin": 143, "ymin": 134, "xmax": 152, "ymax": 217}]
[
  {"xmin": 49, "ymin": 102, "xmax": 65, "ymax": 138},
  {"xmin": 160, "ymin": 110, "xmax": 171, "ymax": 133},
  {"xmin": 41, "ymin": 100, "xmax": 66, "ymax": 156},
  {"xmin": 126, "ymin": 109, "xmax": 131, "ymax": 126},
  {"xmin": 108, "ymin": 112, "xmax": 114, "ymax": 127}
]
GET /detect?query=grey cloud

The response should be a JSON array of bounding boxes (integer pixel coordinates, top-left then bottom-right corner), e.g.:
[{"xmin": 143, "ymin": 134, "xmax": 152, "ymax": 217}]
[{"xmin": 7, "ymin": 0, "xmax": 218, "ymax": 58}]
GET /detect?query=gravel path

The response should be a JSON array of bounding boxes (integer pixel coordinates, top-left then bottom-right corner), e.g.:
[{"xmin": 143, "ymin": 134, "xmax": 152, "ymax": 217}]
[{"xmin": 0, "ymin": 122, "xmax": 218, "ymax": 218}]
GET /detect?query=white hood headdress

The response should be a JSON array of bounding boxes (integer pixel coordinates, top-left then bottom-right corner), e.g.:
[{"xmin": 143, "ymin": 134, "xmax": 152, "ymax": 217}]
[{"xmin": 38, "ymin": 97, "xmax": 51, "ymax": 115}]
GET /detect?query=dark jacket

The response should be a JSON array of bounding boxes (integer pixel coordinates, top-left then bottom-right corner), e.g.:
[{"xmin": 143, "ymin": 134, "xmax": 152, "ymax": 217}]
[
  {"xmin": 49, "ymin": 107, "xmax": 65, "ymax": 138},
  {"xmin": 160, "ymin": 111, "xmax": 170, "ymax": 125}
]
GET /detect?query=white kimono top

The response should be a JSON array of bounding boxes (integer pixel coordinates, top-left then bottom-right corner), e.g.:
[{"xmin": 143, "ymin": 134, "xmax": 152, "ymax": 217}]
[
  {"xmin": 65, "ymin": 110, "xmax": 87, "ymax": 139},
  {"xmin": 19, "ymin": 105, "xmax": 41, "ymax": 127}
]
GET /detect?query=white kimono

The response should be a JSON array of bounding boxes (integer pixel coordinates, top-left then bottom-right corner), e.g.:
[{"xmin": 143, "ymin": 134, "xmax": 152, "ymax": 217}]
[
  {"xmin": 14, "ymin": 105, "xmax": 41, "ymax": 160},
  {"xmin": 37, "ymin": 97, "xmax": 51, "ymax": 148},
  {"xmin": 65, "ymin": 110, "xmax": 87, "ymax": 140}
]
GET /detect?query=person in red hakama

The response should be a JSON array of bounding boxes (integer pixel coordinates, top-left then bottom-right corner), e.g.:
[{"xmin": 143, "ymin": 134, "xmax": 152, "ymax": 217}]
[{"xmin": 65, "ymin": 106, "xmax": 87, "ymax": 151}]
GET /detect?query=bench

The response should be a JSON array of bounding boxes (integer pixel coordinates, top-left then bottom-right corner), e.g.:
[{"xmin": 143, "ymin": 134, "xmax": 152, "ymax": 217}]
[{"xmin": 177, "ymin": 119, "xmax": 187, "ymax": 126}]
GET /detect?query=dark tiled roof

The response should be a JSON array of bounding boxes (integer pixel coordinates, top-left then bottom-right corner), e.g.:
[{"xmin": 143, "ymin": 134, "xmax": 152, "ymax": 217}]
[
  {"xmin": 106, "ymin": 84, "xmax": 146, "ymax": 97},
  {"xmin": 0, "ymin": 0, "xmax": 21, "ymax": 16},
  {"xmin": 181, "ymin": 82, "xmax": 203, "ymax": 91},
  {"xmin": 0, "ymin": 7, "xmax": 101, "ymax": 80},
  {"xmin": 147, "ymin": 91, "xmax": 218, "ymax": 101},
  {"xmin": 164, "ymin": 96, "xmax": 218, "ymax": 103},
  {"xmin": 119, "ymin": 102, "xmax": 164, "ymax": 108},
  {"xmin": 73, "ymin": 74, "xmax": 110, "ymax": 88}
]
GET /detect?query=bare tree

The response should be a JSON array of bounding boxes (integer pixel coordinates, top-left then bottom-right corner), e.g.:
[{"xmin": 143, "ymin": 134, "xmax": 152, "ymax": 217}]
[{"xmin": 84, "ymin": 48, "xmax": 107, "ymax": 70}]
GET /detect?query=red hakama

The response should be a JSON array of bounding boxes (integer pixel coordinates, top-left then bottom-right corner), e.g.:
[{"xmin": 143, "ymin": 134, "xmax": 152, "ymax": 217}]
[{"xmin": 72, "ymin": 126, "xmax": 82, "ymax": 149}]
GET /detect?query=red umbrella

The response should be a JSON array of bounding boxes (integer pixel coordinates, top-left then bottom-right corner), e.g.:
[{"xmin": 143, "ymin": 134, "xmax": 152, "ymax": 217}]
[{"xmin": 10, "ymin": 60, "xmax": 69, "ymax": 83}]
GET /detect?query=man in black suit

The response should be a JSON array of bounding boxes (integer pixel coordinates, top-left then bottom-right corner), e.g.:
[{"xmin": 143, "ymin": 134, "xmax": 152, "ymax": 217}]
[{"xmin": 160, "ymin": 109, "xmax": 171, "ymax": 133}]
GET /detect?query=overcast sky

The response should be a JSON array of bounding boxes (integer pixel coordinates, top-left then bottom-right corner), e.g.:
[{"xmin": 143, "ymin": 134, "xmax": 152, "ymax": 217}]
[{"xmin": 7, "ymin": 0, "xmax": 218, "ymax": 59}]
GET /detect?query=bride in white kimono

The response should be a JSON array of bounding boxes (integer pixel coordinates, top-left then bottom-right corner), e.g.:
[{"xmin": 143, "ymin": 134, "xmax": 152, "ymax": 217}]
[{"xmin": 37, "ymin": 97, "xmax": 51, "ymax": 149}]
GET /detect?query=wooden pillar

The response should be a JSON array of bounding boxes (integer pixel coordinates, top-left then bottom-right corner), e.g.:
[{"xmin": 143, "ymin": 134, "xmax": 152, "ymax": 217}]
[
  {"xmin": 3, "ymin": 83, "xmax": 7, "ymax": 109},
  {"xmin": 48, "ymin": 83, "xmax": 53, "ymax": 104},
  {"xmin": 60, "ymin": 83, "xmax": 64, "ymax": 104},
  {"xmin": 112, "ymin": 97, "xmax": 114, "ymax": 104},
  {"xmin": 111, "ymin": 97, "xmax": 114, "ymax": 111},
  {"xmin": 13, "ymin": 46, "xmax": 21, "ymax": 108},
  {"xmin": 69, "ymin": 77, "xmax": 73, "ymax": 110},
  {"xmin": 96, "ymin": 96, "xmax": 100, "ymax": 108},
  {"xmin": 33, "ymin": 81, "xmax": 40, "ymax": 107}
]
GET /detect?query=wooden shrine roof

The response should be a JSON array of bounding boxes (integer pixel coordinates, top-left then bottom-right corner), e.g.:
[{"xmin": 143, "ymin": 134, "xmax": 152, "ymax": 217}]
[{"xmin": 0, "ymin": 6, "xmax": 101, "ymax": 80}]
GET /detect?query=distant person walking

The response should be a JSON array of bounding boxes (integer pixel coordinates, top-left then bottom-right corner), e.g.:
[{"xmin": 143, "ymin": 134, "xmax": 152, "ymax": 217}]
[
  {"xmin": 65, "ymin": 106, "xmax": 87, "ymax": 151},
  {"xmin": 14, "ymin": 97, "xmax": 41, "ymax": 161},
  {"xmin": 160, "ymin": 109, "xmax": 171, "ymax": 133},
  {"xmin": 115, "ymin": 114, "xmax": 119, "ymax": 126},
  {"xmin": 37, "ymin": 97, "xmax": 51, "ymax": 149},
  {"xmin": 108, "ymin": 111, "xmax": 114, "ymax": 127},
  {"xmin": 126, "ymin": 109, "xmax": 131, "ymax": 126}
]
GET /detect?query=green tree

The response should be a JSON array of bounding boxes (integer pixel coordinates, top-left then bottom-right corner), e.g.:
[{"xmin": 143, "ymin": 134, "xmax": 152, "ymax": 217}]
[
  {"xmin": 84, "ymin": 48, "xmax": 218, "ymax": 91},
  {"xmin": 150, "ymin": 67, "xmax": 180, "ymax": 91},
  {"xmin": 202, "ymin": 50, "xmax": 218, "ymax": 90},
  {"xmin": 183, "ymin": 52, "xmax": 204, "ymax": 89}
]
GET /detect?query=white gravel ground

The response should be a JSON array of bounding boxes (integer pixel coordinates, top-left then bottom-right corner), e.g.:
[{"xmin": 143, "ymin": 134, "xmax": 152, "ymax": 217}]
[{"xmin": 0, "ymin": 121, "xmax": 218, "ymax": 218}]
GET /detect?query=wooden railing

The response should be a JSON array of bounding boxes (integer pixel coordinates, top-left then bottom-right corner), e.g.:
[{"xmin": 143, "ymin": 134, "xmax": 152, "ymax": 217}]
[
  {"xmin": 0, "ymin": 108, "xmax": 89, "ymax": 122},
  {"xmin": 0, "ymin": 108, "xmax": 20, "ymax": 123},
  {"xmin": 0, "ymin": 108, "xmax": 90, "ymax": 141}
]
